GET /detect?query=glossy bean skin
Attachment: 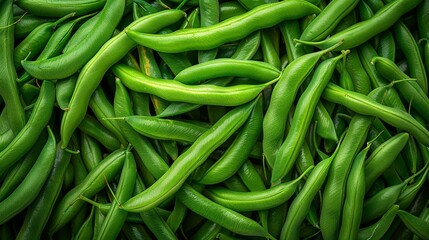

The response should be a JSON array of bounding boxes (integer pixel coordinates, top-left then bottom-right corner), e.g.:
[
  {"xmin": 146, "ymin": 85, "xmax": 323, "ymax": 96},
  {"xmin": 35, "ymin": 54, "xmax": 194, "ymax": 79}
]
[
  {"xmin": 16, "ymin": 143, "xmax": 71, "ymax": 240},
  {"xmin": 177, "ymin": 184, "xmax": 273, "ymax": 238},
  {"xmin": 398, "ymin": 210, "xmax": 429, "ymax": 239},
  {"xmin": 296, "ymin": 0, "xmax": 422, "ymax": 50},
  {"xmin": 338, "ymin": 145, "xmax": 369, "ymax": 240},
  {"xmin": 271, "ymin": 53, "xmax": 345, "ymax": 183},
  {"xmin": 114, "ymin": 78, "xmax": 169, "ymax": 179},
  {"xmin": 280, "ymin": 143, "xmax": 340, "ymax": 240},
  {"xmin": 205, "ymin": 167, "xmax": 312, "ymax": 212},
  {"xmin": 59, "ymin": 10, "xmax": 191, "ymax": 148},
  {"xmin": 371, "ymin": 56, "xmax": 429, "ymax": 122},
  {"xmin": 322, "ymin": 83, "xmax": 429, "ymax": 146},
  {"xmin": 78, "ymin": 115, "xmax": 121, "ymax": 151},
  {"xmin": 46, "ymin": 149, "xmax": 126, "ymax": 234},
  {"xmin": 364, "ymin": 132, "xmax": 409, "ymax": 191},
  {"xmin": 263, "ymin": 44, "xmax": 342, "ymax": 167},
  {"xmin": 120, "ymin": 100, "xmax": 257, "ymax": 212},
  {"xmin": 357, "ymin": 205, "xmax": 399, "ymax": 240},
  {"xmin": 125, "ymin": 0, "xmax": 321, "ymax": 53},
  {"xmin": 16, "ymin": 0, "xmax": 106, "ymax": 17},
  {"xmin": 300, "ymin": 0, "xmax": 360, "ymax": 41},
  {"xmin": 94, "ymin": 149, "xmax": 136, "ymax": 240},
  {"xmin": 393, "ymin": 22, "xmax": 428, "ymax": 94},
  {"xmin": 0, "ymin": 81, "xmax": 55, "ymax": 176},
  {"xmin": 0, "ymin": 126, "xmax": 56, "ymax": 224},
  {"xmin": 0, "ymin": 0, "xmax": 26, "ymax": 135},
  {"xmin": 112, "ymin": 64, "xmax": 273, "ymax": 107},
  {"xmin": 320, "ymin": 114, "xmax": 373, "ymax": 240},
  {"xmin": 198, "ymin": 98, "xmax": 263, "ymax": 185},
  {"xmin": 21, "ymin": 0, "xmax": 125, "ymax": 80},
  {"xmin": 174, "ymin": 58, "xmax": 280, "ymax": 84},
  {"xmin": 125, "ymin": 116, "xmax": 208, "ymax": 143}
]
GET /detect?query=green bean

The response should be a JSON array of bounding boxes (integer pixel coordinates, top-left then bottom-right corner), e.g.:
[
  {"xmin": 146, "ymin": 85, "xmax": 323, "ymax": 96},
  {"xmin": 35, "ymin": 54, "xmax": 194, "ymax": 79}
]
[
  {"xmin": 114, "ymin": 78, "xmax": 169, "ymax": 179},
  {"xmin": 58, "ymin": 10, "xmax": 197, "ymax": 149},
  {"xmin": 198, "ymin": 0, "xmax": 219, "ymax": 63},
  {"xmin": 357, "ymin": 205, "xmax": 399, "ymax": 240},
  {"xmin": 261, "ymin": 29, "xmax": 281, "ymax": 70},
  {"xmin": 358, "ymin": 42, "xmax": 388, "ymax": 88},
  {"xmin": 398, "ymin": 210, "xmax": 429, "ymax": 239},
  {"xmin": 344, "ymin": 50, "xmax": 372, "ymax": 94},
  {"xmin": 191, "ymin": 221, "xmax": 222, "ymax": 240},
  {"xmin": 281, "ymin": 141, "xmax": 340, "ymax": 240},
  {"xmin": 0, "ymin": 0, "xmax": 26, "ymax": 135},
  {"xmin": 16, "ymin": 143, "xmax": 71, "ymax": 240},
  {"xmin": 263, "ymin": 42, "xmax": 343, "ymax": 167},
  {"xmin": 177, "ymin": 184, "xmax": 274, "ymax": 239},
  {"xmin": 365, "ymin": 132, "xmax": 409, "ymax": 191},
  {"xmin": 300, "ymin": 0, "xmax": 360, "ymax": 41},
  {"xmin": 0, "ymin": 126, "xmax": 56, "ymax": 224},
  {"xmin": 205, "ymin": 166, "xmax": 312, "ymax": 212},
  {"xmin": 46, "ymin": 149, "xmax": 126, "ymax": 234},
  {"xmin": 125, "ymin": 0, "xmax": 321, "ymax": 53},
  {"xmin": 219, "ymin": 1, "xmax": 247, "ymax": 21},
  {"xmin": 112, "ymin": 63, "xmax": 274, "ymax": 107},
  {"xmin": 94, "ymin": 148, "xmax": 136, "ymax": 240},
  {"xmin": 14, "ymin": 14, "xmax": 56, "ymax": 39},
  {"xmin": 396, "ymin": 164, "xmax": 429, "ymax": 209},
  {"xmin": 166, "ymin": 199, "xmax": 188, "ymax": 233},
  {"xmin": 393, "ymin": 21, "xmax": 428, "ymax": 94},
  {"xmin": 21, "ymin": 0, "xmax": 125, "ymax": 80},
  {"xmin": 175, "ymin": 58, "xmax": 280, "ymax": 84},
  {"xmin": 16, "ymin": 0, "xmax": 106, "ymax": 17},
  {"xmin": 0, "ymin": 81, "xmax": 55, "ymax": 176},
  {"xmin": 120, "ymin": 99, "xmax": 257, "ymax": 212},
  {"xmin": 295, "ymin": 0, "xmax": 421, "ymax": 50},
  {"xmin": 78, "ymin": 114, "xmax": 121, "ymax": 151},
  {"xmin": 271, "ymin": 52, "xmax": 346, "ymax": 183},
  {"xmin": 338, "ymin": 144, "xmax": 369, "ymax": 240},
  {"xmin": 314, "ymin": 101, "xmax": 338, "ymax": 141},
  {"xmin": 73, "ymin": 204, "xmax": 95, "ymax": 240},
  {"xmin": 198, "ymin": 97, "xmax": 262, "ymax": 185},
  {"xmin": 322, "ymin": 83, "xmax": 429, "ymax": 146},
  {"xmin": 279, "ymin": 20, "xmax": 305, "ymax": 62},
  {"xmin": 377, "ymin": 31, "xmax": 396, "ymax": 61}
]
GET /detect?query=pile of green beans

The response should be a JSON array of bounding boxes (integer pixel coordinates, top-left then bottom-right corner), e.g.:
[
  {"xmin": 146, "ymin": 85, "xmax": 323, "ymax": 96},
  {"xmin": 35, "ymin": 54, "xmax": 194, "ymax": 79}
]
[{"xmin": 1, "ymin": 0, "xmax": 429, "ymax": 239}]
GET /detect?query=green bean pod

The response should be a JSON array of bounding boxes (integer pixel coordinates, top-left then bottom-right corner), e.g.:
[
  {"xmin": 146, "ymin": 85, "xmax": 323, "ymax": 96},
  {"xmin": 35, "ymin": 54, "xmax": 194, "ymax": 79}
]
[
  {"xmin": 295, "ymin": 0, "xmax": 421, "ymax": 50},
  {"xmin": 377, "ymin": 31, "xmax": 396, "ymax": 62},
  {"xmin": 78, "ymin": 115, "xmax": 121, "ymax": 151},
  {"xmin": 364, "ymin": 132, "xmax": 409, "ymax": 191},
  {"xmin": 21, "ymin": 0, "xmax": 125, "ymax": 80},
  {"xmin": 16, "ymin": 0, "xmax": 106, "ymax": 17},
  {"xmin": 271, "ymin": 52, "xmax": 345, "ymax": 183},
  {"xmin": 314, "ymin": 101, "xmax": 338, "ymax": 141},
  {"xmin": 263, "ymin": 43, "xmax": 342, "ymax": 167},
  {"xmin": 198, "ymin": 97, "xmax": 263, "ymax": 185},
  {"xmin": 393, "ymin": 22, "xmax": 428, "ymax": 94},
  {"xmin": 73, "ymin": 205, "xmax": 95, "ymax": 240},
  {"xmin": 371, "ymin": 56, "xmax": 429, "ymax": 122},
  {"xmin": 125, "ymin": 0, "xmax": 321, "ymax": 53},
  {"xmin": 219, "ymin": 1, "xmax": 246, "ymax": 21},
  {"xmin": 174, "ymin": 58, "xmax": 280, "ymax": 84},
  {"xmin": 0, "ymin": 81, "xmax": 55, "ymax": 175},
  {"xmin": 338, "ymin": 145, "xmax": 369, "ymax": 240},
  {"xmin": 16, "ymin": 143, "xmax": 71, "ymax": 240},
  {"xmin": 94, "ymin": 149, "xmax": 136, "ymax": 240},
  {"xmin": 120, "ymin": 99, "xmax": 257, "ymax": 212},
  {"xmin": 177, "ymin": 184, "xmax": 274, "ymax": 239},
  {"xmin": 205, "ymin": 166, "xmax": 312, "ymax": 212},
  {"xmin": 59, "ymin": 10, "xmax": 190, "ymax": 148},
  {"xmin": 300, "ymin": 0, "xmax": 360, "ymax": 41},
  {"xmin": 398, "ymin": 210, "xmax": 429, "ymax": 239},
  {"xmin": 357, "ymin": 205, "xmax": 399, "ymax": 240},
  {"xmin": 0, "ymin": 0, "xmax": 26, "ymax": 135},
  {"xmin": 0, "ymin": 126, "xmax": 56, "ymax": 224},
  {"xmin": 280, "ymin": 142, "xmax": 340, "ymax": 240},
  {"xmin": 114, "ymin": 78, "xmax": 169, "ymax": 179},
  {"xmin": 112, "ymin": 64, "xmax": 273, "ymax": 107},
  {"xmin": 322, "ymin": 83, "xmax": 429, "ymax": 146},
  {"xmin": 125, "ymin": 116, "xmax": 209, "ymax": 143},
  {"xmin": 47, "ymin": 149, "xmax": 126, "ymax": 234}
]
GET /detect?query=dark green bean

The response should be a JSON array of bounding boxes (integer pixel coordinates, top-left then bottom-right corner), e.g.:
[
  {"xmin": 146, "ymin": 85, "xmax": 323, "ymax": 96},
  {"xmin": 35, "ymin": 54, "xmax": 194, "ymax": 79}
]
[
  {"xmin": 398, "ymin": 210, "xmax": 429, "ymax": 239},
  {"xmin": 16, "ymin": 0, "xmax": 106, "ymax": 17}
]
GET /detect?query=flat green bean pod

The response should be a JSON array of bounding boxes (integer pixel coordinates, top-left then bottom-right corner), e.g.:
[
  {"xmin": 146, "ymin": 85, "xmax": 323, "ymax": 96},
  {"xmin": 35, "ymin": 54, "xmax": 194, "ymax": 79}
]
[
  {"xmin": 322, "ymin": 83, "xmax": 429, "ymax": 146},
  {"xmin": 398, "ymin": 210, "xmax": 429, "ymax": 239},
  {"xmin": 125, "ymin": 0, "xmax": 320, "ymax": 53},
  {"xmin": 295, "ymin": 0, "xmax": 421, "ymax": 50},
  {"xmin": 357, "ymin": 205, "xmax": 399, "ymax": 240},
  {"xmin": 205, "ymin": 166, "xmax": 312, "ymax": 212},
  {"xmin": 174, "ymin": 58, "xmax": 280, "ymax": 84},
  {"xmin": 177, "ymin": 184, "xmax": 274, "ymax": 239},
  {"xmin": 112, "ymin": 64, "xmax": 274, "ymax": 107},
  {"xmin": 120, "ymin": 100, "xmax": 257, "ymax": 212},
  {"xmin": 16, "ymin": 0, "xmax": 106, "ymax": 17}
]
